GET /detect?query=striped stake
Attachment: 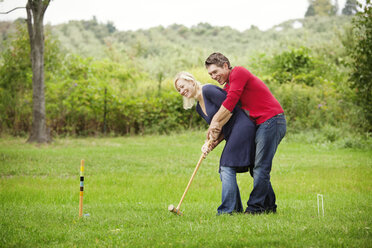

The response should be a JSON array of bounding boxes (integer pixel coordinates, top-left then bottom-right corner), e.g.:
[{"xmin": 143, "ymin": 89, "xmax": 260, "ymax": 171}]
[{"xmin": 79, "ymin": 159, "xmax": 84, "ymax": 218}]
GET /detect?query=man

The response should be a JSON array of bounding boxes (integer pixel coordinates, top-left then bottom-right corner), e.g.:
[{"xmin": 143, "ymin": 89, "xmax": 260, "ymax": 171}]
[{"xmin": 204, "ymin": 52, "xmax": 286, "ymax": 214}]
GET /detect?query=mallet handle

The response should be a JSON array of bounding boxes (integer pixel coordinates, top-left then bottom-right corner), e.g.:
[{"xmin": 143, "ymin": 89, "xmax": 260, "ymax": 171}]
[{"xmin": 176, "ymin": 153, "xmax": 205, "ymax": 210}]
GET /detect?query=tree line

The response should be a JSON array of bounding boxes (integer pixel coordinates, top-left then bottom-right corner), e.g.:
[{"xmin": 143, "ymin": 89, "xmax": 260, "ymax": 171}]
[
  {"xmin": 305, "ymin": 0, "xmax": 359, "ymax": 17},
  {"xmin": 0, "ymin": 1, "xmax": 370, "ymax": 147}
]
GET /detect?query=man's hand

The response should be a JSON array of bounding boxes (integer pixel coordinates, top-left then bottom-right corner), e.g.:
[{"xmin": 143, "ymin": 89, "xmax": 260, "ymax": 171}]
[{"xmin": 207, "ymin": 124, "xmax": 221, "ymax": 141}]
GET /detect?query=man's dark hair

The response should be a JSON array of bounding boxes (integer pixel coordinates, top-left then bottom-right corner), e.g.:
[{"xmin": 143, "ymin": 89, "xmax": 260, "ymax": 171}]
[{"xmin": 205, "ymin": 52, "xmax": 232, "ymax": 69}]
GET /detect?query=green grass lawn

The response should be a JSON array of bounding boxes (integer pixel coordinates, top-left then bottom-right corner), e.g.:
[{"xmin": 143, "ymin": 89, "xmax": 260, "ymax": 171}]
[{"xmin": 0, "ymin": 131, "xmax": 371, "ymax": 247}]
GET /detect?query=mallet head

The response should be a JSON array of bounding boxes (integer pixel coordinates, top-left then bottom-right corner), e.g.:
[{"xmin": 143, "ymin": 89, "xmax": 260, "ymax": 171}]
[{"xmin": 168, "ymin": 204, "xmax": 183, "ymax": 216}]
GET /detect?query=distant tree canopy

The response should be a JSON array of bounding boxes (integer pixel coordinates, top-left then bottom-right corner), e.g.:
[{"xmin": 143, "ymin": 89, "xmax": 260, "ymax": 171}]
[
  {"xmin": 305, "ymin": 0, "xmax": 360, "ymax": 17},
  {"xmin": 347, "ymin": 0, "xmax": 372, "ymax": 129},
  {"xmin": 306, "ymin": 0, "xmax": 336, "ymax": 17},
  {"xmin": 342, "ymin": 0, "xmax": 359, "ymax": 15},
  {"xmin": 305, "ymin": 4, "xmax": 316, "ymax": 16}
]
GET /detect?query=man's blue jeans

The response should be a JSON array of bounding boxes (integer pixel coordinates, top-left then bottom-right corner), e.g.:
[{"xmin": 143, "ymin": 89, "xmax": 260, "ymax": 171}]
[
  {"xmin": 217, "ymin": 166, "xmax": 243, "ymax": 214},
  {"xmin": 246, "ymin": 114, "xmax": 286, "ymax": 213}
]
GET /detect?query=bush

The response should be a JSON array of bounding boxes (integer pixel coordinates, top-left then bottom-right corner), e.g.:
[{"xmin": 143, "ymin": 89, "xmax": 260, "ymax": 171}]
[{"xmin": 45, "ymin": 55, "xmax": 207, "ymax": 136}]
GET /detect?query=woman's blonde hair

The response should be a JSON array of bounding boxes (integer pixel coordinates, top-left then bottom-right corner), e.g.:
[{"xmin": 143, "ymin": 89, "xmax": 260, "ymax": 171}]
[{"xmin": 174, "ymin": 71, "xmax": 201, "ymax": 110}]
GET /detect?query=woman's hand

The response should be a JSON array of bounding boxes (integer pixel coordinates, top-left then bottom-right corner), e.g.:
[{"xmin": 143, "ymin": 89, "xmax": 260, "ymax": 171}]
[
  {"xmin": 201, "ymin": 140, "xmax": 219, "ymax": 157},
  {"xmin": 202, "ymin": 132, "xmax": 225, "ymax": 157},
  {"xmin": 201, "ymin": 141, "xmax": 212, "ymax": 156}
]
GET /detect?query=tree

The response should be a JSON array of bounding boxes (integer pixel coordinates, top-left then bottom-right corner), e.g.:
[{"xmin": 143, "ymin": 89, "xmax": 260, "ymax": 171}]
[
  {"xmin": 0, "ymin": 22, "xmax": 62, "ymax": 135},
  {"xmin": 305, "ymin": 3, "xmax": 316, "ymax": 17},
  {"xmin": 26, "ymin": 0, "xmax": 51, "ymax": 143},
  {"xmin": 347, "ymin": 0, "xmax": 372, "ymax": 130},
  {"xmin": 0, "ymin": 24, "xmax": 32, "ymax": 134},
  {"xmin": 342, "ymin": 0, "xmax": 358, "ymax": 15},
  {"xmin": 333, "ymin": 0, "xmax": 340, "ymax": 15},
  {"xmin": 106, "ymin": 21, "xmax": 116, "ymax": 34},
  {"xmin": 305, "ymin": 0, "xmax": 336, "ymax": 17}
]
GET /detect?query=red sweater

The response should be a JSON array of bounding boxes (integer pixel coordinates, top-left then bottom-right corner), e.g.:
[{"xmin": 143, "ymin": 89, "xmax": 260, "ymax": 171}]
[{"xmin": 222, "ymin": 66, "xmax": 284, "ymax": 125}]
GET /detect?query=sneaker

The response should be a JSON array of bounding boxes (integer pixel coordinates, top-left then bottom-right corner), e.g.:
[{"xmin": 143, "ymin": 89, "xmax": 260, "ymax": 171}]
[
  {"xmin": 216, "ymin": 212, "xmax": 233, "ymax": 216},
  {"xmin": 265, "ymin": 207, "xmax": 277, "ymax": 214},
  {"xmin": 244, "ymin": 209, "xmax": 262, "ymax": 215}
]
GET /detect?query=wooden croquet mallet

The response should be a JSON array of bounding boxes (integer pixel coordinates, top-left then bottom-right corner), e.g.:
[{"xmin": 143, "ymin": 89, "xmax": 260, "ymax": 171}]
[
  {"xmin": 168, "ymin": 140, "xmax": 212, "ymax": 216},
  {"xmin": 79, "ymin": 159, "xmax": 84, "ymax": 218}
]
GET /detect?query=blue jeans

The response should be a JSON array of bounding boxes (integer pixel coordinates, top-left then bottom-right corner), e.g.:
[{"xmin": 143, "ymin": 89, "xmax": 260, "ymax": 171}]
[
  {"xmin": 246, "ymin": 114, "xmax": 286, "ymax": 213},
  {"xmin": 217, "ymin": 166, "xmax": 243, "ymax": 214}
]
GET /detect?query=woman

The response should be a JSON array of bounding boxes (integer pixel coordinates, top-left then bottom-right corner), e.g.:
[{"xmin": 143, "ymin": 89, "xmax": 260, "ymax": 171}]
[{"xmin": 174, "ymin": 71, "xmax": 256, "ymax": 215}]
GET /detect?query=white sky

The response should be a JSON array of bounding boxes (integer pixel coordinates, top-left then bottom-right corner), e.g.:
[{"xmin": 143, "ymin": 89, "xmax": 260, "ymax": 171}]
[{"xmin": 0, "ymin": 0, "xmax": 349, "ymax": 31}]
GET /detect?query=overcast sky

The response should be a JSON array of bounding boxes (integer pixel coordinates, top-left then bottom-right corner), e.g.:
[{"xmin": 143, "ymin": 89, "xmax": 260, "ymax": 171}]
[{"xmin": 0, "ymin": 0, "xmax": 350, "ymax": 31}]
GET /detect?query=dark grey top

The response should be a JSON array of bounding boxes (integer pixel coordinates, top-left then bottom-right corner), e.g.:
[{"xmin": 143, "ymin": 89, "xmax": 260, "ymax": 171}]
[{"xmin": 196, "ymin": 84, "xmax": 256, "ymax": 173}]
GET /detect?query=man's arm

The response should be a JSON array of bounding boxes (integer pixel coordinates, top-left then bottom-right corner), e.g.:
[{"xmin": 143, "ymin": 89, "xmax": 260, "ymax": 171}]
[
  {"xmin": 207, "ymin": 67, "xmax": 249, "ymax": 140},
  {"xmin": 207, "ymin": 105, "xmax": 232, "ymax": 140}
]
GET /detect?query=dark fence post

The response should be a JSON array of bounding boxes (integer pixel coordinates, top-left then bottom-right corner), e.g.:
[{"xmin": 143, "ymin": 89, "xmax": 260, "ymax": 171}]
[{"xmin": 102, "ymin": 87, "xmax": 107, "ymax": 134}]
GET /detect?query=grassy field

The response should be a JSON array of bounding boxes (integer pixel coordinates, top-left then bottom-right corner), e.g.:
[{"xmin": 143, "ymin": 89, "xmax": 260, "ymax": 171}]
[{"xmin": 0, "ymin": 131, "xmax": 371, "ymax": 247}]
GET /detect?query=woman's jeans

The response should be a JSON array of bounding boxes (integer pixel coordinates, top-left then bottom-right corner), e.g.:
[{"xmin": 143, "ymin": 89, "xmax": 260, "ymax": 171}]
[
  {"xmin": 217, "ymin": 166, "xmax": 243, "ymax": 214},
  {"xmin": 246, "ymin": 114, "xmax": 286, "ymax": 213}
]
